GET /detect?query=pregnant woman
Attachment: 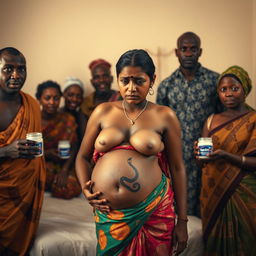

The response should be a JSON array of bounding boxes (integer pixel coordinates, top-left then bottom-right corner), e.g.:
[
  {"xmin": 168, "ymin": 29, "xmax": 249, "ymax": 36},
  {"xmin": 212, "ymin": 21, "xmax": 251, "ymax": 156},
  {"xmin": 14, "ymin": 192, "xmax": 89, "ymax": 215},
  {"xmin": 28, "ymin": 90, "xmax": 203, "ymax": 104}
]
[{"xmin": 76, "ymin": 49, "xmax": 188, "ymax": 255}]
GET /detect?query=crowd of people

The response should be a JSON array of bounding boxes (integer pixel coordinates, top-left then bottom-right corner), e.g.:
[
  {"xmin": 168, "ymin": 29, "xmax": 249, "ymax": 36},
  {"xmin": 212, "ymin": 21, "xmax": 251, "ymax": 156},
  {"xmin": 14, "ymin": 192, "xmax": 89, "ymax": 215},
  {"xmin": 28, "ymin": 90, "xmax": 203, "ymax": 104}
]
[{"xmin": 0, "ymin": 30, "xmax": 255, "ymax": 256}]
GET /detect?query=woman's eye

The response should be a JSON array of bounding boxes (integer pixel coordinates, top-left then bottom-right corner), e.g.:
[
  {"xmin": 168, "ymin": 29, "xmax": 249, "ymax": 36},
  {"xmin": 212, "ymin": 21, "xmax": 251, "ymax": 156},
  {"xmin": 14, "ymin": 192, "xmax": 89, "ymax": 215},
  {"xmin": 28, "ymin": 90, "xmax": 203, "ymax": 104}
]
[
  {"xmin": 120, "ymin": 78, "xmax": 129, "ymax": 85},
  {"xmin": 232, "ymin": 87, "xmax": 239, "ymax": 91},
  {"xmin": 134, "ymin": 78, "xmax": 145, "ymax": 85},
  {"xmin": 219, "ymin": 88, "xmax": 226, "ymax": 92}
]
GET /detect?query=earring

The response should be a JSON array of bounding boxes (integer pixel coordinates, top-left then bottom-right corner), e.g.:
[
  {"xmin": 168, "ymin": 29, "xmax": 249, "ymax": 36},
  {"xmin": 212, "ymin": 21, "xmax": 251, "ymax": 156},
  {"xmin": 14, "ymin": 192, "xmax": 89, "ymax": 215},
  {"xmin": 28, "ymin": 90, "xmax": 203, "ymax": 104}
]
[{"xmin": 149, "ymin": 87, "xmax": 154, "ymax": 96}]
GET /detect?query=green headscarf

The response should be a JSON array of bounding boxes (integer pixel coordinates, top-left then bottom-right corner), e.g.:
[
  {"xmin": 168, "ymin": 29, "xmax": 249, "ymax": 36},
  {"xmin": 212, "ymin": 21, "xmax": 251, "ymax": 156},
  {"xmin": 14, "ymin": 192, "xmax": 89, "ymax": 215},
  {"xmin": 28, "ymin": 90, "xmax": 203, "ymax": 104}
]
[
  {"xmin": 218, "ymin": 65, "xmax": 252, "ymax": 97},
  {"xmin": 218, "ymin": 65, "xmax": 254, "ymax": 110}
]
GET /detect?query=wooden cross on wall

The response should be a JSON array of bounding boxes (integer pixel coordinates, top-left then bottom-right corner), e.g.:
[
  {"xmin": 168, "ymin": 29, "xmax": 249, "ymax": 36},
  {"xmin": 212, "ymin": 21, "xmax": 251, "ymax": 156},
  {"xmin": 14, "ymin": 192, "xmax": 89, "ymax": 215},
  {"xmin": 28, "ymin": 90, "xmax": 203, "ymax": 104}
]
[{"xmin": 146, "ymin": 47, "xmax": 175, "ymax": 84}]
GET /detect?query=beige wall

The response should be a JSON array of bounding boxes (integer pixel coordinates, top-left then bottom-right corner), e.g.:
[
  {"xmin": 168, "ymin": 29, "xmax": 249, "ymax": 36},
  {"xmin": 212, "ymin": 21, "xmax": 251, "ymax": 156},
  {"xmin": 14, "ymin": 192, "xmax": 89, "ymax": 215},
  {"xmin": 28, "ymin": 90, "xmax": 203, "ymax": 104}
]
[{"xmin": 0, "ymin": 0, "xmax": 255, "ymax": 107}]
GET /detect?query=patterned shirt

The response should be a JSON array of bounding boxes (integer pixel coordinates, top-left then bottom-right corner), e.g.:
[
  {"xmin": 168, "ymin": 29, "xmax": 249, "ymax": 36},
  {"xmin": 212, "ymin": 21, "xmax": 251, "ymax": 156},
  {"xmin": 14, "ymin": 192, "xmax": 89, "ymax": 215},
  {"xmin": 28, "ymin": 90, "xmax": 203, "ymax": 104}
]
[{"xmin": 156, "ymin": 64, "xmax": 219, "ymax": 215}]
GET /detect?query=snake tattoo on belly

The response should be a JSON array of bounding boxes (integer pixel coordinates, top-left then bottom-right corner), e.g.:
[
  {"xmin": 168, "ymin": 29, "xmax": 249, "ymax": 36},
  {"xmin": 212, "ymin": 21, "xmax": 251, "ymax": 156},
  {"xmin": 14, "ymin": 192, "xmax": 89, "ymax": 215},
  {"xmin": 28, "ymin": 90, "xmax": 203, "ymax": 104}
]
[{"xmin": 120, "ymin": 157, "xmax": 141, "ymax": 192}]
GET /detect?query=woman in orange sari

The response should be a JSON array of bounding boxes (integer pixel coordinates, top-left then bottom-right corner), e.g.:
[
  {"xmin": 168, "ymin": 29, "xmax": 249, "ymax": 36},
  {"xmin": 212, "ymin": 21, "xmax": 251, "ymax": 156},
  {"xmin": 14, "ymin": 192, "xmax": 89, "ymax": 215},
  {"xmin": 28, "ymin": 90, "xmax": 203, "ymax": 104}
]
[
  {"xmin": 197, "ymin": 66, "xmax": 256, "ymax": 255},
  {"xmin": 36, "ymin": 80, "xmax": 81, "ymax": 199}
]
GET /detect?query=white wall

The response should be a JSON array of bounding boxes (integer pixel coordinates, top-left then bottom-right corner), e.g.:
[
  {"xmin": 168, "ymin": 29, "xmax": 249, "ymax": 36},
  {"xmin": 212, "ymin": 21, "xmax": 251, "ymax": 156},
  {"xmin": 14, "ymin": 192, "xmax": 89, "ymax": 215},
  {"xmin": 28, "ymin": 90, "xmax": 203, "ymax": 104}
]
[{"xmin": 0, "ymin": 0, "xmax": 255, "ymax": 107}]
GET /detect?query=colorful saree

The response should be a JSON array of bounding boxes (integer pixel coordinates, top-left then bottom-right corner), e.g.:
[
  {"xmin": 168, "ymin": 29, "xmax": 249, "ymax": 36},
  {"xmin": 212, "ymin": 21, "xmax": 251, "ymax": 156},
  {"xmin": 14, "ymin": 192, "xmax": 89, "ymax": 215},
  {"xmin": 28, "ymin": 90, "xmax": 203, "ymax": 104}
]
[
  {"xmin": 0, "ymin": 92, "xmax": 46, "ymax": 256},
  {"xmin": 93, "ymin": 146, "xmax": 175, "ymax": 256},
  {"xmin": 201, "ymin": 111, "xmax": 256, "ymax": 256},
  {"xmin": 42, "ymin": 112, "xmax": 81, "ymax": 199}
]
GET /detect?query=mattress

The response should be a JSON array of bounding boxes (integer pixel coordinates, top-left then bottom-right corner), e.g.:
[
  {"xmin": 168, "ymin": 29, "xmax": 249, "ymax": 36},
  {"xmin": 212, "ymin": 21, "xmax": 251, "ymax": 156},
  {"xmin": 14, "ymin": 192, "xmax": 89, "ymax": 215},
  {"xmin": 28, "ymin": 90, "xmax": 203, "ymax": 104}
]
[{"xmin": 30, "ymin": 193, "xmax": 203, "ymax": 255}]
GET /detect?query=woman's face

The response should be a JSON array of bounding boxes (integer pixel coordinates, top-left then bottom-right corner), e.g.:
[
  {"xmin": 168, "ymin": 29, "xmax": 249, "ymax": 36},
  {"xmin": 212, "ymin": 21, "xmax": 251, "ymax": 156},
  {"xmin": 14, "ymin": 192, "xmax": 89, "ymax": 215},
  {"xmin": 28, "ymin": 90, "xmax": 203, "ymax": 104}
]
[
  {"xmin": 117, "ymin": 66, "xmax": 153, "ymax": 104},
  {"xmin": 40, "ymin": 87, "xmax": 61, "ymax": 114},
  {"xmin": 218, "ymin": 76, "xmax": 245, "ymax": 109},
  {"xmin": 63, "ymin": 84, "xmax": 83, "ymax": 111}
]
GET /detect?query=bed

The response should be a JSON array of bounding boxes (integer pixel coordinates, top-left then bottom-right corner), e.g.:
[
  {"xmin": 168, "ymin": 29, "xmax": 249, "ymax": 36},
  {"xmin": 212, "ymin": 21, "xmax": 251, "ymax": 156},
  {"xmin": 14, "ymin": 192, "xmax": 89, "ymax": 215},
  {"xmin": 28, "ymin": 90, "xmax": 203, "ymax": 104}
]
[{"xmin": 30, "ymin": 194, "xmax": 203, "ymax": 256}]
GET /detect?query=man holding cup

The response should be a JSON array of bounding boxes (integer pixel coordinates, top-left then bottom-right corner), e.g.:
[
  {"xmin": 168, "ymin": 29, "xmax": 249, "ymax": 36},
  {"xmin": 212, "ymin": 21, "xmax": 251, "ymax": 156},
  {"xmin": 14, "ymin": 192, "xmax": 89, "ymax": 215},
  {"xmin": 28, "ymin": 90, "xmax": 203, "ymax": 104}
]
[{"xmin": 0, "ymin": 47, "xmax": 45, "ymax": 256}]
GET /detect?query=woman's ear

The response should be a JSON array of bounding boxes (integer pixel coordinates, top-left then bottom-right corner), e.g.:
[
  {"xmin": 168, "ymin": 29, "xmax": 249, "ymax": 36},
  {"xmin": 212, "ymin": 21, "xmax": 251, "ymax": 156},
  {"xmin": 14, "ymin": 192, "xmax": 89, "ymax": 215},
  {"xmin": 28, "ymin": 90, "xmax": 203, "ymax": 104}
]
[{"xmin": 151, "ymin": 74, "xmax": 156, "ymax": 85}]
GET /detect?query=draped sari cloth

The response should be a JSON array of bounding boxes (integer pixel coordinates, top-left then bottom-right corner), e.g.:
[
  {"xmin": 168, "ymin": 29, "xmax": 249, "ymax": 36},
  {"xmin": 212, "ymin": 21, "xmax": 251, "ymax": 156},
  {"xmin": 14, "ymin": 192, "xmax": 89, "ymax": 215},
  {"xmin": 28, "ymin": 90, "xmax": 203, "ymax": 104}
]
[
  {"xmin": 0, "ymin": 92, "xmax": 46, "ymax": 256},
  {"xmin": 42, "ymin": 112, "xmax": 81, "ymax": 199},
  {"xmin": 201, "ymin": 111, "xmax": 256, "ymax": 256},
  {"xmin": 93, "ymin": 146, "xmax": 175, "ymax": 256}
]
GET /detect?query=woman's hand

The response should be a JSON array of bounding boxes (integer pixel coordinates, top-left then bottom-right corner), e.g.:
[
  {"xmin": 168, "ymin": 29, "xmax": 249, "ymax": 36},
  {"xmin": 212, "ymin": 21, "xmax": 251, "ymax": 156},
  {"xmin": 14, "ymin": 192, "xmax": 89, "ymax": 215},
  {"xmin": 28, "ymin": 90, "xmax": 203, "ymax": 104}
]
[
  {"xmin": 194, "ymin": 140, "xmax": 224, "ymax": 164},
  {"xmin": 208, "ymin": 149, "xmax": 228, "ymax": 160},
  {"xmin": 83, "ymin": 180, "xmax": 110, "ymax": 214},
  {"xmin": 44, "ymin": 149, "xmax": 61, "ymax": 162},
  {"xmin": 172, "ymin": 221, "xmax": 188, "ymax": 255},
  {"xmin": 54, "ymin": 169, "xmax": 68, "ymax": 188},
  {"xmin": 3, "ymin": 139, "xmax": 40, "ymax": 159}
]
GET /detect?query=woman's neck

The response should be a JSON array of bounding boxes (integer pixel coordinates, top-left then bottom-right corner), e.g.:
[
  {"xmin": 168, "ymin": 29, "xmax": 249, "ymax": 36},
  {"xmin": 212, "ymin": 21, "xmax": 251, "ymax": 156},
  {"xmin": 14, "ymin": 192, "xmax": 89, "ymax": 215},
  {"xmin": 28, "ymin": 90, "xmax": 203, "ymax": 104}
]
[
  {"xmin": 224, "ymin": 103, "xmax": 248, "ymax": 116},
  {"xmin": 41, "ymin": 110, "xmax": 57, "ymax": 120}
]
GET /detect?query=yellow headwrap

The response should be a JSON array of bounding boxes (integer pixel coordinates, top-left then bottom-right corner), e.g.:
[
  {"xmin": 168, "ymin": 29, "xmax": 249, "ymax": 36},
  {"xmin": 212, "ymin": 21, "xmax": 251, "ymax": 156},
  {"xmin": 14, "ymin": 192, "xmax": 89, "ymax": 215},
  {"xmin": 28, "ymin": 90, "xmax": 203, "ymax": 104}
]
[{"xmin": 218, "ymin": 65, "xmax": 252, "ymax": 97}]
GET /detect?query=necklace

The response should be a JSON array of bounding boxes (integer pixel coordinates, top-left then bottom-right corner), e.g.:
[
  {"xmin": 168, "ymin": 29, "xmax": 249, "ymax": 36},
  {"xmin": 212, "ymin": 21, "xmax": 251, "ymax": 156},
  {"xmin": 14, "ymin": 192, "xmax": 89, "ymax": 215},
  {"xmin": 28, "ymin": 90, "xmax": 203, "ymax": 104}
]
[{"xmin": 122, "ymin": 100, "xmax": 148, "ymax": 125}]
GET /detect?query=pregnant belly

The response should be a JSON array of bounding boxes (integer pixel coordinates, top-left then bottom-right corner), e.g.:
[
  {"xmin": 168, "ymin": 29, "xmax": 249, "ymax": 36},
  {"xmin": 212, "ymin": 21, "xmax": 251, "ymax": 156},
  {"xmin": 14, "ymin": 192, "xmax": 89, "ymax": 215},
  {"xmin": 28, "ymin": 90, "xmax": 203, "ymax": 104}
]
[{"xmin": 91, "ymin": 149, "xmax": 162, "ymax": 209}]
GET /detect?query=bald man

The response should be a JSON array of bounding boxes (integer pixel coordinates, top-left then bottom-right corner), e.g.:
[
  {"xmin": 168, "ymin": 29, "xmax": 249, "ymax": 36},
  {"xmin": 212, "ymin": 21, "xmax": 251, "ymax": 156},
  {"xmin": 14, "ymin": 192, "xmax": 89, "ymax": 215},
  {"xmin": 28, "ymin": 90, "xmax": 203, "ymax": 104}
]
[
  {"xmin": 157, "ymin": 32, "xmax": 220, "ymax": 216},
  {"xmin": 0, "ymin": 47, "xmax": 45, "ymax": 255}
]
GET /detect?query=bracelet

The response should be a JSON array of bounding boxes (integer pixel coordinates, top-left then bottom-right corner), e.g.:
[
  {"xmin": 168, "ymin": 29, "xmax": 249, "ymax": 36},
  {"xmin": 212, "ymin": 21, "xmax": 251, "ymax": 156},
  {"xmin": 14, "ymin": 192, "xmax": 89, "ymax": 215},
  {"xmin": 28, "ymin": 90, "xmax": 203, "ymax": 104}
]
[
  {"xmin": 242, "ymin": 156, "xmax": 246, "ymax": 166},
  {"xmin": 177, "ymin": 217, "xmax": 189, "ymax": 222}
]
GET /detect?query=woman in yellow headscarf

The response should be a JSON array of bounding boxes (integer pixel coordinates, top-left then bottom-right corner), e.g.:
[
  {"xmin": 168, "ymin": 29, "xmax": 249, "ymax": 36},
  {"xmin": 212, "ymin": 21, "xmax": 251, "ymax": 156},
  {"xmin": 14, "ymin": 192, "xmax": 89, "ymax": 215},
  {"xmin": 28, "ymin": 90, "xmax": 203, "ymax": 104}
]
[{"xmin": 197, "ymin": 65, "xmax": 256, "ymax": 255}]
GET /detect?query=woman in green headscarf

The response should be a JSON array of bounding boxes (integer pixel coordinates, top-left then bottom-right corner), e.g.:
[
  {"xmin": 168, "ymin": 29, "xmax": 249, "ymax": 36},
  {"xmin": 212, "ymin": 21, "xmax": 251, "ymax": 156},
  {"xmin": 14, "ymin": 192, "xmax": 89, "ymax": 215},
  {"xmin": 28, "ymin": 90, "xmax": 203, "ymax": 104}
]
[{"xmin": 196, "ymin": 65, "xmax": 256, "ymax": 255}]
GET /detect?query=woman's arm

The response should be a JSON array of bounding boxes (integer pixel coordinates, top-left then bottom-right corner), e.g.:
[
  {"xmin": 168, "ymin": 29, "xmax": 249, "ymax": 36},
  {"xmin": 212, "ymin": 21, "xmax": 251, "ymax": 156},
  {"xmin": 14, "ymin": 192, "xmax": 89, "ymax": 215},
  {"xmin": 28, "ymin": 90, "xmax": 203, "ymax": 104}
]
[
  {"xmin": 199, "ymin": 114, "xmax": 256, "ymax": 171},
  {"xmin": 162, "ymin": 106, "xmax": 188, "ymax": 254},
  {"xmin": 209, "ymin": 150, "xmax": 256, "ymax": 172},
  {"xmin": 78, "ymin": 111, "xmax": 88, "ymax": 142},
  {"xmin": 54, "ymin": 140, "xmax": 78, "ymax": 187},
  {"xmin": 75, "ymin": 104, "xmax": 110, "ymax": 213}
]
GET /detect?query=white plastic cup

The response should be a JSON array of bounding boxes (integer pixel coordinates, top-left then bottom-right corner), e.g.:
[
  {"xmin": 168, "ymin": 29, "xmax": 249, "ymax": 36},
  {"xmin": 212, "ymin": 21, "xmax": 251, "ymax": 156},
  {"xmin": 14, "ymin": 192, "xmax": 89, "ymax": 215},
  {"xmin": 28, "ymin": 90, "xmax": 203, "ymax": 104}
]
[
  {"xmin": 58, "ymin": 140, "xmax": 71, "ymax": 159},
  {"xmin": 198, "ymin": 137, "xmax": 213, "ymax": 159},
  {"xmin": 26, "ymin": 132, "xmax": 44, "ymax": 157}
]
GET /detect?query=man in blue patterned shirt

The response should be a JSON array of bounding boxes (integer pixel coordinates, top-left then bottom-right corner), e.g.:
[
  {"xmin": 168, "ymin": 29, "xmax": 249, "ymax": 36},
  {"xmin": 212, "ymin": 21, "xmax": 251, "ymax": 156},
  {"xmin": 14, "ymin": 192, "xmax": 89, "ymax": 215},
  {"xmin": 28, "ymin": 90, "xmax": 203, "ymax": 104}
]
[{"xmin": 156, "ymin": 32, "xmax": 220, "ymax": 216}]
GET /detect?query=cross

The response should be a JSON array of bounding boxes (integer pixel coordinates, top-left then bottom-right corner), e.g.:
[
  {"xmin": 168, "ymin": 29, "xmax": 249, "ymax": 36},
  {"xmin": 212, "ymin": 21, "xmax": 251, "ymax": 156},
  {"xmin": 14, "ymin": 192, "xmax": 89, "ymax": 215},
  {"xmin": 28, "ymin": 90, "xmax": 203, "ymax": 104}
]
[{"xmin": 146, "ymin": 47, "xmax": 175, "ymax": 84}]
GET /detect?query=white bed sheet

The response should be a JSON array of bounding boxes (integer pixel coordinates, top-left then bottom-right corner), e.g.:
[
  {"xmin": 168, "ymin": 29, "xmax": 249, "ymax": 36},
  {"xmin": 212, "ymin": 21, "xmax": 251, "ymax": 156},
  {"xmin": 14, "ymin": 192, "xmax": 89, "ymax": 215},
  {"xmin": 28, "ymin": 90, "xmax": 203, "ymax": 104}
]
[
  {"xmin": 30, "ymin": 194, "xmax": 96, "ymax": 256},
  {"xmin": 30, "ymin": 193, "xmax": 203, "ymax": 256}
]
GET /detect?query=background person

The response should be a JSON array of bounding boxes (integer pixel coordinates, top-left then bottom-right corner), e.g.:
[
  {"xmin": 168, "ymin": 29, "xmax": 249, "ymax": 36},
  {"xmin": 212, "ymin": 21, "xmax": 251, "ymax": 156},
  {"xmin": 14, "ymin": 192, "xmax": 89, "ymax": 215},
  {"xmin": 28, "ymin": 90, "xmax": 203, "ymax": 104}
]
[
  {"xmin": 196, "ymin": 66, "xmax": 256, "ymax": 255},
  {"xmin": 76, "ymin": 49, "xmax": 188, "ymax": 255},
  {"xmin": 157, "ymin": 31, "xmax": 220, "ymax": 216},
  {"xmin": 36, "ymin": 80, "xmax": 81, "ymax": 199},
  {"xmin": 80, "ymin": 58, "xmax": 122, "ymax": 117},
  {"xmin": 61, "ymin": 76, "xmax": 88, "ymax": 145},
  {"xmin": 0, "ymin": 47, "xmax": 45, "ymax": 255}
]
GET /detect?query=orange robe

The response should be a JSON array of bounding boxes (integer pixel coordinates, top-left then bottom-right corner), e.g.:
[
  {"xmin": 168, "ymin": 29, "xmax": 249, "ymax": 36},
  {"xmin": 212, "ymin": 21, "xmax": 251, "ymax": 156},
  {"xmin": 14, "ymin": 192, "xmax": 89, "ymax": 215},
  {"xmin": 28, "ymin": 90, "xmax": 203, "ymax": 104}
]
[{"xmin": 0, "ymin": 92, "xmax": 46, "ymax": 256}]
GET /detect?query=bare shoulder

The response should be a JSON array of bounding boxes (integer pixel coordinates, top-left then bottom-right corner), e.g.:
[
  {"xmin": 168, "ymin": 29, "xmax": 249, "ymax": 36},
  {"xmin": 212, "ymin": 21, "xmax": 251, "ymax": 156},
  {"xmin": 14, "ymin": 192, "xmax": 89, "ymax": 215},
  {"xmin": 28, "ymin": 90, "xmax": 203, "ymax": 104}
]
[
  {"xmin": 154, "ymin": 103, "xmax": 178, "ymax": 122},
  {"xmin": 91, "ymin": 101, "xmax": 120, "ymax": 117}
]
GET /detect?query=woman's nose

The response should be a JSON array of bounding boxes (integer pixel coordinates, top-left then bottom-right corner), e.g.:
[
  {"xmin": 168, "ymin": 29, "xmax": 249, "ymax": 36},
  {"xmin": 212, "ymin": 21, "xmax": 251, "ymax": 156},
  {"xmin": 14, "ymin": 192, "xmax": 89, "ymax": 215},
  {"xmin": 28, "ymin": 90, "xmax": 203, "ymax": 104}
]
[
  {"xmin": 128, "ymin": 81, "xmax": 136, "ymax": 92},
  {"xmin": 49, "ymin": 98, "xmax": 55, "ymax": 104},
  {"xmin": 225, "ymin": 89, "xmax": 233, "ymax": 97}
]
